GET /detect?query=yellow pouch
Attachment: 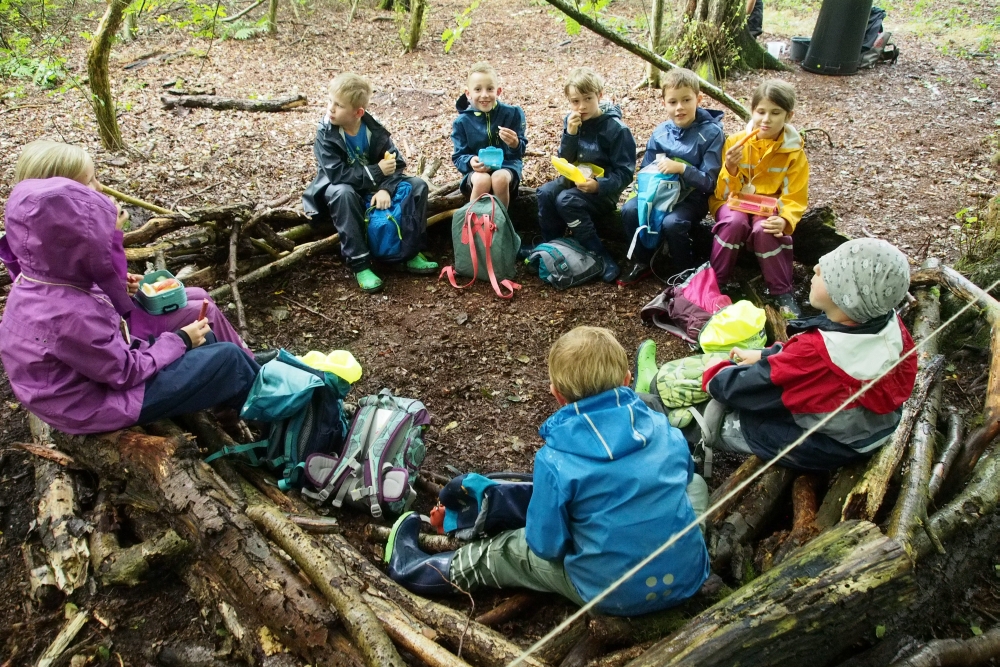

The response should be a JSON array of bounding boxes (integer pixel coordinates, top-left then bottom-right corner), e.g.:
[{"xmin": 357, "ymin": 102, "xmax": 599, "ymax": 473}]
[
  {"xmin": 551, "ymin": 157, "xmax": 604, "ymax": 184},
  {"xmin": 297, "ymin": 350, "xmax": 363, "ymax": 383},
  {"xmin": 698, "ymin": 300, "xmax": 767, "ymax": 353}
]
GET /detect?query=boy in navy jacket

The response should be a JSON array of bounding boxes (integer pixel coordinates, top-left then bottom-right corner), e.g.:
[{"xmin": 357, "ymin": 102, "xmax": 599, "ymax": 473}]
[
  {"xmin": 451, "ymin": 62, "xmax": 528, "ymax": 209},
  {"xmin": 537, "ymin": 68, "xmax": 637, "ymax": 283},
  {"xmin": 302, "ymin": 72, "xmax": 437, "ymax": 293},
  {"xmin": 620, "ymin": 68, "xmax": 724, "ymax": 285},
  {"xmin": 383, "ymin": 326, "xmax": 709, "ymax": 616}
]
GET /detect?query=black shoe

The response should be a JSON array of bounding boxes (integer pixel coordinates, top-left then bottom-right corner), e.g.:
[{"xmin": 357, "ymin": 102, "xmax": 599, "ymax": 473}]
[
  {"xmin": 773, "ymin": 293, "xmax": 802, "ymax": 320},
  {"xmin": 600, "ymin": 254, "xmax": 620, "ymax": 283},
  {"xmin": 253, "ymin": 349, "xmax": 279, "ymax": 366},
  {"xmin": 516, "ymin": 244, "xmax": 535, "ymax": 262},
  {"xmin": 384, "ymin": 512, "xmax": 456, "ymax": 596},
  {"xmin": 618, "ymin": 262, "xmax": 651, "ymax": 286}
]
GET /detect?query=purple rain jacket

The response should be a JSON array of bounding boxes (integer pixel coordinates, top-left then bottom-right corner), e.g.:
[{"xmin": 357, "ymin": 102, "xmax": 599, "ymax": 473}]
[{"xmin": 0, "ymin": 178, "xmax": 187, "ymax": 434}]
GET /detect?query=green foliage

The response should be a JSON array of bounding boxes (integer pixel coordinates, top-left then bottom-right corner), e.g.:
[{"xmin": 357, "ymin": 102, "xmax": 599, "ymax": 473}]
[
  {"xmin": 218, "ymin": 15, "xmax": 268, "ymax": 40},
  {"xmin": 954, "ymin": 197, "xmax": 1000, "ymax": 264},
  {"xmin": 0, "ymin": 32, "xmax": 68, "ymax": 89},
  {"xmin": 441, "ymin": 0, "xmax": 478, "ymax": 53},
  {"xmin": 151, "ymin": 0, "xmax": 225, "ymax": 37}
]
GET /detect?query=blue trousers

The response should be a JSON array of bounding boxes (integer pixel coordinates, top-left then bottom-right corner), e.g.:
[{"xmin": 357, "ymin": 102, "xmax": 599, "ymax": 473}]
[
  {"xmin": 620, "ymin": 196, "xmax": 707, "ymax": 270},
  {"xmin": 536, "ymin": 178, "xmax": 616, "ymax": 253},
  {"xmin": 137, "ymin": 337, "xmax": 260, "ymax": 424}
]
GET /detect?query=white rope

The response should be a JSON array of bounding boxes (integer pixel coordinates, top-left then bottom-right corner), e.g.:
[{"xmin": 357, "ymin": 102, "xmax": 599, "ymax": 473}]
[{"xmin": 508, "ymin": 275, "xmax": 1000, "ymax": 666}]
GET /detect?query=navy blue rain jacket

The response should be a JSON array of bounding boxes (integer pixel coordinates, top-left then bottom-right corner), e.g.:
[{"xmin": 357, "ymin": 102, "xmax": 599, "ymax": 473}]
[
  {"xmin": 527, "ymin": 386, "xmax": 710, "ymax": 616},
  {"xmin": 640, "ymin": 107, "xmax": 724, "ymax": 206},
  {"xmin": 558, "ymin": 103, "xmax": 637, "ymax": 202},
  {"xmin": 451, "ymin": 95, "xmax": 528, "ymax": 178}
]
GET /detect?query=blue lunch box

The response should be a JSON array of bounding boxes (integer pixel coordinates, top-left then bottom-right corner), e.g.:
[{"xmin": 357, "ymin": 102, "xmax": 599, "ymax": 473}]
[
  {"xmin": 478, "ymin": 147, "xmax": 504, "ymax": 170},
  {"xmin": 136, "ymin": 269, "xmax": 188, "ymax": 315}
]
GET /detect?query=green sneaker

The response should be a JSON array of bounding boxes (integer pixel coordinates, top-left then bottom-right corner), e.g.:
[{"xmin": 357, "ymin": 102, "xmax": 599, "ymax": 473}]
[
  {"xmin": 355, "ymin": 269, "xmax": 383, "ymax": 293},
  {"xmin": 404, "ymin": 252, "xmax": 439, "ymax": 275},
  {"xmin": 633, "ymin": 339, "xmax": 658, "ymax": 394}
]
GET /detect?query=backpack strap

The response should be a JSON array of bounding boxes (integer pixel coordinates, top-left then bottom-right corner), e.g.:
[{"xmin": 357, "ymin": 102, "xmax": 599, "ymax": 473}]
[
  {"xmin": 204, "ymin": 441, "xmax": 268, "ymax": 466},
  {"xmin": 627, "ymin": 225, "xmax": 649, "ymax": 260},
  {"xmin": 477, "ymin": 196, "xmax": 520, "ymax": 299},
  {"xmin": 439, "ymin": 204, "xmax": 482, "ymax": 290}
]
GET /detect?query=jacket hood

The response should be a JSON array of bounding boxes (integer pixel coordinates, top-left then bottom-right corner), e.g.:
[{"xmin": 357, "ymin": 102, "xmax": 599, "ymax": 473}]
[
  {"xmin": 743, "ymin": 120, "xmax": 802, "ymax": 153},
  {"xmin": 5, "ymin": 178, "xmax": 133, "ymax": 315},
  {"xmin": 539, "ymin": 387, "xmax": 658, "ymax": 461},
  {"xmin": 322, "ymin": 111, "xmax": 389, "ymax": 147},
  {"xmin": 455, "ymin": 93, "xmax": 475, "ymax": 113},
  {"xmin": 595, "ymin": 102, "xmax": 622, "ymax": 123}
]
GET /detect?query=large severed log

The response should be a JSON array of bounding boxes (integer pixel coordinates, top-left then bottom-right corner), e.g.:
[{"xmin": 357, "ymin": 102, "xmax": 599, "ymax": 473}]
[
  {"xmin": 625, "ymin": 521, "xmax": 915, "ymax": 667},
  {"xmin": 53, "ymin": 429, "xmax": 362, "ymax": 666},
  {"xmin": 888, "ymin": 627, "xmax": 1000, "ymax": 667},
  {"xmin": 705, "ymin": 455, "xmax": 763, "ymax": 524},
  {"xmin": 768, "ymin": 473, "xmax": 822, "ymax": 569},
  {"xmin": 160, "ymin": 93, "xmax": 308, "ymax": 111},
  {"xmin": 815, "ymin": 462, "xmax": 866, "ymax": 530},
  {"xmin": 709, "ymin": 466, "xmax": 795, "ymax": 572}
]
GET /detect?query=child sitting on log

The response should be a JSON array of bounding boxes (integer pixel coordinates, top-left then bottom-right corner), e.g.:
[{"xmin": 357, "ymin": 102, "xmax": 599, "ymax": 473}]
[
  {"xmin": 0, "ymin": 142, "xmax": 260, "ymax": 434},
  {"xmin": 698, "ymin": 239, "xmax": 918, "ymax": 472},
  {"xmin": 302, "ymin": 72, "xmax": 437, "ymax": 293},
  {"xmin": 384, "ymin": 326, "xmax": 709, "ymax": 615}
]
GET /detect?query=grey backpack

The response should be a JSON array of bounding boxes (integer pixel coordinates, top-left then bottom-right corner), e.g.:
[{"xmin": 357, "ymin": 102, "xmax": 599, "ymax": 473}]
[
  {"xmin": 527, "ymin": 238, "xmax": 604, "ymax": 290},
  {"xmin": 302, "ymin": 389, "xmax": 430, "ymax": 518}
]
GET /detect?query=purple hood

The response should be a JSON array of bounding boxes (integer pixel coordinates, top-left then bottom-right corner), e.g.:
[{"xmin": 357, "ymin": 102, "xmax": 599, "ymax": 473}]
[{"xmin": 4, "ymin": 178, "xmax": 133, "ymax": 316}]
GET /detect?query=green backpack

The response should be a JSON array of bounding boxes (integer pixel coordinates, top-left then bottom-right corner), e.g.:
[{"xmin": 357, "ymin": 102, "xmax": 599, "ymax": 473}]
[
  {"xmin": 439, "ymin": 194, "xmax": 522, "ymax": 299},
  {"xmin": 654, "ymin": 352, "xmax": 730, "ymax": 429}
]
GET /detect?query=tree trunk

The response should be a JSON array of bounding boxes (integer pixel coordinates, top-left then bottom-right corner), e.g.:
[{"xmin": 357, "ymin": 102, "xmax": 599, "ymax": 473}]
[
  {"xmin": 646, "ymin": 0, "xmax": 665, "ymax": 87},
  {"xmin": 267, "ymin": 0, "xmax": 278, "ymax": 34},
  {"xmin": 676, "ymin": 0, "xmax": 784, "ymax": 75},
  {"xmin": 405, "ymin": 0, "xmax": 426, "ymax": 52},
  {"xmin": 87, "ymin": 0, "xmax": 128, "ymax": 151}
]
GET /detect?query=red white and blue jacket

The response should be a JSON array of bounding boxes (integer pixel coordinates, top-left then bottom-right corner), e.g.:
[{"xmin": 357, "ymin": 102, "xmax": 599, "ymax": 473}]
[{"xmin": 702, "ymin": 312, "xmax": 918, "ymax": 471}]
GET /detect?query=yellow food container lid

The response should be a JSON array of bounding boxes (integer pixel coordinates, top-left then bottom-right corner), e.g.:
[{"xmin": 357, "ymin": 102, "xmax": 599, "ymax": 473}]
[
  {"xmin": 298, "ymin": 350, "xmax": 363, "ymax": 383},
  {"xmin": 551, "ymin": 157, "xmax": 604, "ymax": 184}
]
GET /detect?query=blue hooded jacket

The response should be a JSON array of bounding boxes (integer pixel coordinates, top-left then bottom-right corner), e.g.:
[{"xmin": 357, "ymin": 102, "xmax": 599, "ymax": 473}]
[
  {"xmin": 639, "ymin": 107, "xmax": 724, "ymax": 207},
  {"xmin": 526, "ymin": 387, "xmax": 710, "ymax": 616},
  {"xmin": 558, "ymin": 103, "xmax": 637, "ymax": 203},
  {"xmin": 451, "ymin": 95, "xmax": 528, "ymax": 178}
]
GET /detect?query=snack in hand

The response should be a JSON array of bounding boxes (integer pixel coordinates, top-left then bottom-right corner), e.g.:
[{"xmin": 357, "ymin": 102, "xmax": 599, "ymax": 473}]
[{"xmin": 732, "ymin": 128, "xmax": 761, "ymax": 150}]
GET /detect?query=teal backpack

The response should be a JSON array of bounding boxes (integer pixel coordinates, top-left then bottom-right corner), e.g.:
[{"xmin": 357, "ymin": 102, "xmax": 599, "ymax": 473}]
[
  {"xmin": 205, "ymin": 349, "xmax": 350, "ymax": 490},
  {"xmin": 439, "ymin": 193, "xmax": 521, "ymax": 299}
]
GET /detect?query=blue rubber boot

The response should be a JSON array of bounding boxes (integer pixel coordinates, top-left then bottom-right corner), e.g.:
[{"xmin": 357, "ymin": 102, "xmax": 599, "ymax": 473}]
[{"xmin": 384, "ymin": 512, "xmax": 456, "ymax": 596}]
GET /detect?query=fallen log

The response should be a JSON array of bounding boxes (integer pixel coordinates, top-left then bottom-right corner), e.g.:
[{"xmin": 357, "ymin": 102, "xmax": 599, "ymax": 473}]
[
  {"xmin": 123, "ymin": 203, "xmax": 246, "ymax": 246},
  {"xmin": 474, "ymin": 592, "xmax": 539, "ymax": 627},
  {"xmin": 705, "ymin": 455, "xmax": 763, "ymax": 525},
  {"xmin": 209, "ymin": 232, "xmax": 340, "ymax": 301},
  {"xmin": 160, "ymin": 93, "xmax": 308, "ymax": 111},
  {"xmin": 36, "ymin": 603, "xmax": 89, "ymax": 667},
  {"xmin": 928, "ymin": 407, "xmax": 963, "ymax": 501},
  {"xmin": 888, "ymin": 627, "xmax": 1000, "ymax": 667},
  {"xmin": 815, "ymin": 462, "xmax": 866, "ymax": 531},
  {"xmin": 227, "ymin": 222, "xmax": 251, "ymax": 341},
  {"xmin": 365, "ymin": 523, "xmax": 464, "ymax": 553},
  {"xmin": 709, "ymin": 466, "xmax": 795, "ymax": 573},
  {"xmin": 768, "ymin": 473, "xmax": 822, "ymax": 569}
]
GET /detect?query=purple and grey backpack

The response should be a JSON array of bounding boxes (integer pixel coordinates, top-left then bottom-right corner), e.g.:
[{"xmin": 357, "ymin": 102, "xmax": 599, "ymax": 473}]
[{"xmin": 302, "ymin": 389, "xmax": 430, "ymax": 518}]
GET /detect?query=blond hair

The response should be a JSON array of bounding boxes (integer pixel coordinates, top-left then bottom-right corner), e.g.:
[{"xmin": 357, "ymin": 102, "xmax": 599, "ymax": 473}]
[
  {"xmin": 548, "ymin": 326, "xmax": 628, "ymax": 403},
  {"xmin": 661, "ymin": 68, "xmax": 701, "ymax": 96},
  {"xmin": 564, "ymin": 67, "xmax": 604, "ymax": 97},
  {"xmin": 468, "ymin": 61, "xmax": 498, "ymax": 85},
  {"xmin": 751, "ymin": 79, "xmax": 796, "ymax": 114},
  {"xmin": 14, "ymin": 140, "xmax": 92, "ymax": 184},
  {"xmin": 328, "ymin": 72, "xmax": 372, "ymax": 110}
]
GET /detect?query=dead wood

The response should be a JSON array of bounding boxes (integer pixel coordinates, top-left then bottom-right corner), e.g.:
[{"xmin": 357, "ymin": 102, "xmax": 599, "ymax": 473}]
[
  {"xmin": 627, "ymin": 521, "xmax": 915, "ymax": 667},
  {"xmin": 428, "ymin": 188, "xmax": 468, "ymax": 215},
  {"xmin": 709, "ymin": 466, "xmax": 795, "ymax": 573},
  {"xmin": 159, "ymin": 93, "xmax": 308, "ymax": 111},
  {"xmin": 558, "ymin": 634, "xmax": 605, "ymax": 667},
  {"xmin": 123, "ymin": 203, "xmax": 247, "ymax": 246},
  {"xmin": 587, "ymin": 642, "xmax": 656, "ymax": 667},
  {"xmin": 888, "ymin": 627, "xmax": 1000, "ymax": 666},
  {"xmin": 815, "ymin": 462, "xmax": 866, "ymax": 531},
  {"xmin": 365, "ymin": 524, "xmax": 463, "ymax": 553},
  {"xmin": 430, "ymin": 179, "xmax": 462, "ymax": 197},
  {"xmin": 928, "ymin": 407, "xmax": 964, "ymax": 500},
  {"xmin": 252, "ymin": 221, "xmax": 296, "ymax": 252},
  {"xmin": 246, "ymin": 505, "xmax": 406, "ymax": 667},
  {"xmin": 35, "ymin": 604, "xmax": 89, "ymax": 667},
  {"xmin": 705, "ymin": 455, "xmax": 763, "ymax": 525},
  {"xmin": 419, "ymin": 156, "xmax": 443, "ymax": 184},
  {"xmin": 475, "ymin": 592, "xmax": 539, "ymax": 627},
  {"xmin": 103, "ymin": 185, "xmax": 174, "ymax": 216},
  {"xmin": 22, "ymin": 543, "xmax": 60, "ymax": 607},
  {"xmin": 12, "ymin": 442, "xmax": 75, "ymax": 467},
  {"xmin": 768, "ymin": 473, "xmax": 822, "ymax": 569},
  {"xmin": 227, "ymin": 222, "xmax": 250, "ymax": 342},
  {"xmin": 288, "ymin": 514, "xmax": 340, "ymax": 533},
  {"xmin": 208, "ymin": 232, "xmax": 340, "ymax": 301}
]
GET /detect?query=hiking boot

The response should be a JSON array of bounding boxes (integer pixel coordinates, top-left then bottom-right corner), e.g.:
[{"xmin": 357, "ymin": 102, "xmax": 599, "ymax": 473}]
[
  {"xmin": 618, "ymin": 262, "xmax": 652, "ymax": 287},
  {"xmin": 773, "ymin": 292, "xmax": 802, "ymax": 320},
  {"xmin": 355, "ymin": 269, "xmax": 384, "ymax": 293},
  {"xmin": 384, "ymin": 512, "xmax": 456, "ymax": 596},
  {"xmin": 405, "ymin": 252, "xmax": 439, "ymax": 275},
  {"xmin": 633, "ymin": 339, "xmax": 658, "ymax": 394},
  {"xmin": 252, "ymin": 349, "xmax": 279, "ymax": 366}
]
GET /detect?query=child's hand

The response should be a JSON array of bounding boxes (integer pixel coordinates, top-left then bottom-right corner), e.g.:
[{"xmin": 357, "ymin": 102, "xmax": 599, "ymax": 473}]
[
  {"xmin": 576, "ymin": 178, "xmax": 599, "ymax": 194},
  {"xmin": 498, "ymin": 127, "xmax": 519, "ymax": 148},
  {"xmin": 371, "ymin": 189, "xmax": 392, "ymax": 210},
  {"xmin": 657, "ymin": 158, "xmax": 686, "ymax": 175},
  {"xmin": 724, "ymin": 143, "xmax": 743, "ymax": 176},
  {"xmin": 378, "ymin": 153, "xmax": 397, "ymax": 176},
  {"xmin": 126, "ymin": 272, "xmax": 142, "ymax": 296},
  {"xmin": 470, "ymin": 156, "xmax": 491, "ymax": 173},
  {"xmin": 181, "ymin": 318, "xmax": 211, "ymax": 348},
  {"xmin": 730, "ymin": 347, "xmax": 761, "ymax": 366},
  {"xmin": 567, "ymin": 112, "xmax": 582, "ymax": 135},
  {"xmin": 115, "ymin": 204, "xmax": 130, "ymax": 231},
  {"xmin": 761, "ymin": 216, "xmax": 788, "ymax": 237}
]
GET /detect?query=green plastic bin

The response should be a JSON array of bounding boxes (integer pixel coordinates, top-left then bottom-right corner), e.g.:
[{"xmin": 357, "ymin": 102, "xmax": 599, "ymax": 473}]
[{"xmin": 136, "ymin": 269, "xmax": 188, "ymax": 315}]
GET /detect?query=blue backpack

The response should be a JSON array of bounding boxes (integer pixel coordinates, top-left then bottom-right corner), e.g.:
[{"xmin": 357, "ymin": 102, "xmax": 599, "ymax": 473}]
[
  {"xmin": 365, "ymin": 180, "xmax": 421, "ymax": 262},
  {"xmin": 433, "ymin": 472, "xmax": 533, "ymax": 540},
  {"xmin": 205, "ymin": 349, "xmax": 350, "ymax": 490},
  {"xmin": 627, "ymin": 164, "xmax": 682, "ymax": 260}
]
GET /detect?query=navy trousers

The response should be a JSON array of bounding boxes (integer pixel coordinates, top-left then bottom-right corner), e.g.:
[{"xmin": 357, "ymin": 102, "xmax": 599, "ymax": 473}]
[
  {"xmin": 137, "ymin": 337, "xmax": 260, "ymax": 424},
  {"xmin": 621, "ymin": 196, "xmax": 707, "ymax": 270},
  {"xmin": 536, "ymin": 178, "xmax": 616, "ymax": 254}
]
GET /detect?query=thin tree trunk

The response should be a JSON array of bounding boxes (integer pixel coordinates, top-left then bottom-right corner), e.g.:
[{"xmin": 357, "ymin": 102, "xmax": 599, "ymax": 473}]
[
  {"xmin": 266, "ymin": 0, "xmax": 278, "ymax": 34},
  {"xmin": 87, "ymin": 0, "xmax": 128, "ymax": 150},
  {"xmin": 646, "ymin": 0, "xmax": 665, "ymax": 87},
  {"xmin": 405, "ymin": 0, "xmax": 426, "ymax": 52}
]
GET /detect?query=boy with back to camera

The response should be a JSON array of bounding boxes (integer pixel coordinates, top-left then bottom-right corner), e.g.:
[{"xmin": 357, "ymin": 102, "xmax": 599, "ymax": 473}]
[
  {"xmin": 619, "ymin": 68, "xmax": 724, "ymax": 285},
  {"xmin": 694, "ymin": 239, "xmax": 918, "ymax": 472},
  {"xmin": 451, "ymin": 61, "xmax": 528, "ymax": 210},
  {"xmin": 302, "ymin": 72, "xmax": 438, "ymax": 293},
  {"xmin": 535, "ymin": 68, "xmax": 637, "ymax": 283},
  {"xmin": 383, "ymin": 326, "xmax": 710, "ymax": 616}
]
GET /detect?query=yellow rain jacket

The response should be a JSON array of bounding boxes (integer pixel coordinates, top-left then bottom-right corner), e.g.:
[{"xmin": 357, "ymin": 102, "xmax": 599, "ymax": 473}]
[{"xmin": 710, "ymin": 123, "xmax": 810, "ymax": 231}]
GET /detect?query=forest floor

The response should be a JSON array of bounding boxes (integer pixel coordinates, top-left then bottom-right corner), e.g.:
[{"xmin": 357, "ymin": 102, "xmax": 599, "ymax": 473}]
[{"xmin": 1, "ymin": 0, "xmax": 1000, "ymax": 662}]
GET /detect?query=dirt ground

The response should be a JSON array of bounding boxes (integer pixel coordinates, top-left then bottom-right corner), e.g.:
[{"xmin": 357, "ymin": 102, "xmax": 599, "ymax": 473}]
[{"xmin": 1, "ymin": 0, "xmax": 1000, "ymax": 662}]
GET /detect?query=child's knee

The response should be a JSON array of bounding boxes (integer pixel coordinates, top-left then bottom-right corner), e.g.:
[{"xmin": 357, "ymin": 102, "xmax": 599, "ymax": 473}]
[
  {"xmin": 470, "ymin": 172, "xmax": 492, "ymax": 189},
  {"xmin": 324, "ymin": 183, "xmax": 355, "ymax": 202},
  {"xmin": 491, "ymin": 170, "xmax": 512, "ymax": 188}
]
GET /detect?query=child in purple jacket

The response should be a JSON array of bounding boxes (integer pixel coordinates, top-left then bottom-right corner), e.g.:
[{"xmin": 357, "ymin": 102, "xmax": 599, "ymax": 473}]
[{"xmin": 0, "ymin": 141, "xmax": 259, "ymax": 434}]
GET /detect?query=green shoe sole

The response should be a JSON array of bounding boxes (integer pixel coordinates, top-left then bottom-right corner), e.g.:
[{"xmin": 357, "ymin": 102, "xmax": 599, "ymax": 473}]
[
  {"xmin": 633, "ymin": 339, "xmax": 658, "ymax": 394},
  {"xmin": 384, "ymin": 511, "xmax": 417, "ymax": 564},
  {"xmin": 356, "ymin": 269, "xmax": 384, "ymax": 293}
]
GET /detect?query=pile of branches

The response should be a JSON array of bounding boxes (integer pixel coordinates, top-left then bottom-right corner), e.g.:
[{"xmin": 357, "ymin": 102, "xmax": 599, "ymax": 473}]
[{"xmin": 14, "ymin": 260, "xmax": 1000, "ymax": 667}]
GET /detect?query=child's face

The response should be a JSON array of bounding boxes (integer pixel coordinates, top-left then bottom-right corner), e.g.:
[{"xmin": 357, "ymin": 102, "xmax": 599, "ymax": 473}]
[
  {"xmin": 328, "ymin": 93, "xmax": 364, "ymax": 129},
  {"xmin": 751, "ymin": 98, "xmax": 792, "ymax": 141},
  {"xmin": 566, "ymin": 86, "xmax": 602, "ymax": 121},
  {"xmin": 77, "ymin": 159, "xmax": 101, "ymax": 192},
  {"xmin": 808, "ymin": 264, "xmax": 836, "ymax": 312},
  {"xmin": 662, "ymin": 86, "xmax": 702, "ymax": 128},
  {"xmin": 466, "ymin": 72, "xmax": 500, "ymax": 113}
]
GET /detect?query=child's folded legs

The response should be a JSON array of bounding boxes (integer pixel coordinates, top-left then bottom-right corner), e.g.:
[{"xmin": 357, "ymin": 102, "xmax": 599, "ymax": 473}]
[{"xmin": 129, "ymin": 287, "xmax": 252, "ymax": 356}]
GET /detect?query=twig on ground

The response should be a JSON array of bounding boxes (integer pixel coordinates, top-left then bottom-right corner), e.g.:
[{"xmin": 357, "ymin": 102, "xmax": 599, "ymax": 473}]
[
  {"xmin": 101, "ymin": 185, "xmax": 173, "ymax": 215},
  {"xmin": 279, "ymin": 294, "xmax": 337, "ymax": 322}
]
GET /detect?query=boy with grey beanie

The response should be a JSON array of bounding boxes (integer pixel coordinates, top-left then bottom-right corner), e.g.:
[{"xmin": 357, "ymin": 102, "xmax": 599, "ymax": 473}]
[{"xmin": 698, "ymin": 239, "xmax": 918, "ymax": 472}]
